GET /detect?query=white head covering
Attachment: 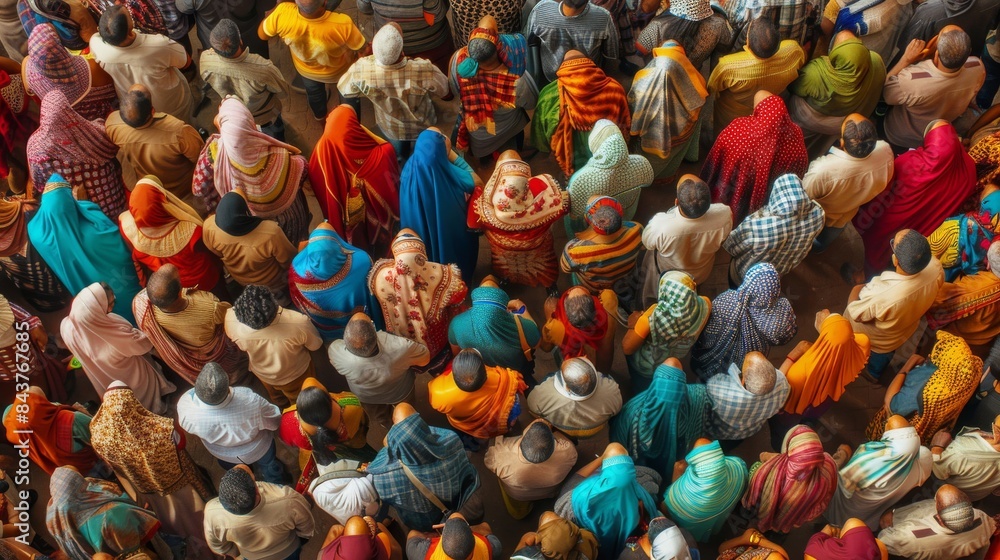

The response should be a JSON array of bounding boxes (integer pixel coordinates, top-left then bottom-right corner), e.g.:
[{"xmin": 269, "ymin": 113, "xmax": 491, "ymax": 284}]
[
  {"xmin": 373, "ymin": 25, "xmax": 404, "ymax": 66},
  {"xmin": 651, "ymin": 526, "xmax": 693, "ymax": 560}
]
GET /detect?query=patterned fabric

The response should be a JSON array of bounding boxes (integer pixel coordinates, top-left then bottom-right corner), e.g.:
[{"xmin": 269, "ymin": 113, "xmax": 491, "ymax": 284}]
[
  {"xmin": 928, "ymin": 190, "xmax": 1000, "ymax": 281},
  {"xmin": 525, "ymin": 2, "xmax": 620, "ymax": 82},
  {"xmin": 561, "ymin": 220, "xmax": 644, "ymax": 293},
  {"xmin": 839, "ymin": 425, "xmax": 923, "ymax": 498},
  {"xmin": 784, "ymin": 313, "xmax": 870, "ymax": 414},
  {"xmin": 717, "ymin": 546, "xmax": 777, "ymax": 560},
  {"xmin": 742, "ymin": 425, "xmax": 838, "ymax": 532},
  {"xmin": 454, "ymin": 32, "xmax": 526, "ymax": 151},
  {"xmin": 0, "ymin": 71, "xmax": 33, "ymax": 179},
  {"xmin": 663, "ymin": 440, "xmax": 748, "ymax": 542},
  {"xmin": 450, "ymin": 0, "xmax": 522, "ymax": 47},
  {"xmin": 866, "ymin": 331, "xmax": 982, "ymax": 444},
  {"xmin": 26, "ymin": 90, "xmax": 126, "ymax": 220},
  {"xmin": 17, "ymin": 0, "xmax": 85, "ymax": 49},
  {"xmin": 789, "ymin": 37, "xmax": 886, "ymax": 117},
  {"xmin": 969, "ymin": 131, "xmax": 1000, "ymax": 188},
  {"xmin": 552, "ymin": 291, "xmax": 609, "ymax": 360},
  {"xmin": 0, "ymin": 301, "xmax": 63, "ymax": 397},
  {"xmin": 691, "ymin": 263, "xmax": 797, "ymax": 380},
  {"xmin": 24, "ymin": 23, "xmax": 87, "ymax": 105},
  {"xmin": 706, "ymin": 362, "xmax": 791, "ymax": 440},
  {"xmin": 591, "ymin": 0, "xmax": 636, "ymax": 56},
  {"xmin": 723, "ymin": 173, "xmax": 825, "ymax": 280},
  {"xmin": 2, "ymin": 390, "xmax": 97, "ymax": 474},
  {"xmin": 85, "ymin": 0, "xmax": 168, "ymax": 36},
  {"xmin": 0, "ymin": 248, "xmax": 71, "ymax": 311},
  {"xmin": 366, "ymin": 413, "xmax": 480, "ymax": 531},
  {"xmin": 701, "ymin": 94, "xmax": 809, "ymax": 224},
  {"xmin": 629, "ymin": 41, "xmax": 708, "ymax": 159},
  {"xmin": 631, "ymin": 271, "xmax": 710, "ymax": 378},
  {"xmin": 473, "ymin": 157, "xmax": 568, "ymax": 287}
]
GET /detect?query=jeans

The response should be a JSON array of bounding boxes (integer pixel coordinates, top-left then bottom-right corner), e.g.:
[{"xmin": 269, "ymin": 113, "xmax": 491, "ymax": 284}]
[
  {"xmin": 219, "ymin": 440, "xmax": 287, "ymax": 485},
  {"xmin": 261, "ymin": 115, "xmax": 286, "ymax": 142},
  {"xmin": 866, "ymin": 349, "xmax": 895, "ymax": 380},
  {"xmin": 300, "ymin": 75, "xmax": 330, "ymax": 119}
]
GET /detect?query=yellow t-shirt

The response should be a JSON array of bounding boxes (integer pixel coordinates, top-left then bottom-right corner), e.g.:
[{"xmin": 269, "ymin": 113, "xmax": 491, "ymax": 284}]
[{"xmin": 261, "ymin": 3, "xmax": 366, "ymax": 82}]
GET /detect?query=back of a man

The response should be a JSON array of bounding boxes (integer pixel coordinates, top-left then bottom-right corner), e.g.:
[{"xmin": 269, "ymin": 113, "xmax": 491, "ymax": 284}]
[
  {"xmin": 356, "ymin": 0, "xmax": 453, "ymax": 72},
  {"xmin": 526, "ymin": 0, "xmax": 619, "ymax": 83},
  {"xmin": 877, "ymin": 485, "xmax": 994, "ymax": 560}
]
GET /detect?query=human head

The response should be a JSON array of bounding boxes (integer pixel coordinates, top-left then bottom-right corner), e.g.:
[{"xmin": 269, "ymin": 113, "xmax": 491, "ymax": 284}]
[
  {"xmin": 441, "ymin": 514, "xmax": 476, "ymax": 560},
  {"xmin": 676, "ymin": 175, "xmax": 710, "ymax": 218},
  {"xmin": 831, "ymin": 29, "xmax": 856, "ymax": 49},
  {"xmin": 646, "ymin": 517, "xmax": 675, "ymax": 545},
  {"xmin": 119, "ymin": 84, "xmax": 153, "ymax": 128},
  {"xmin": 452, "ymin": 349, "xmax": 487, "ymax": 392},
  {"xmin": 294, "ymin": 0, "xmax": 325, "ymax": 17},
  {"xmin": 519, "ymin": 421, "xmax": 556, "ymax": 464},
  {"xmin": 564, "ymin": 288, "xmax": 595, "ymax": 330},
  {"xmin": 559, "ymin": 357, "xmax": 597, "ymax": 397},
  {"xmin": 372, "ymin": 23, "xmax": 403, "ymax": 66},
  {"xmin": 232, "ymin": 285, "xmax": 278, "ymax": 329},
  {"xmin": 98, "ymin": 281, "xmax": 115, "ymax": 313},
  {"xmin": 746, "ymin": 16, "xmax": 779, "ymax": 58},
  {"xmin": 741, "ymin": 352, "xmax": 777, "ymax": 395},
  {"xmin": 467, "ymin": 30, "xmax": 498, "ymax": 63},
  {"xmin": 392, "ymin": 402, "xmax": 417, "ymax": 424},
  {"xmin": 562, "ymin": 49, "xmax": 587, "ymax": 63},
  {"xmin": 840, "ymin": 114, "xmax": 877, "ymax": 158},
  {"xmin": 146, "ymin": 263, "xmax": 182, "ymax": 309},
  {"xmin": 936, "ymin": 25, "xmax": 972, "ymax": 71},
  {"xmin": 885, "ymin": 414, "xmax": 911, "ymax": 431},
  {"xmin": 296, "ymin": 387, "xmax": 333, "ymax": 427},
  {"xmin": 218, "ymin": 465, "xmax": 257, "ymax": 515},
  {"xmin": 753, "ymin": 90, "xmax": 773, "ymax": 108},
  {"xmin": 194, "ymin": 362, "xmax": 230, "ymax": 405},
  {"xmin": 891, "ymin": 229, "xmax": 932, "ymax": 275},
  {"xmin": 210, "ymin": 19, "xmax": 242, "ymax": 58},
  {"xmin": 935, "ymin": 484, "xmax": 975, "ymax": 532},
  {"xmin": 98, "ymin": 4, "xmax": 131, "ymax": 46},
  {"xmin": 562, "ymin": 0, "xmax": 589, "ymax": 10},
  {"xmin": 344, "ymin": 312, "xmax": 378, "ymax": 357},
  {"xmin": 585, "ymin": 195, "xmax": 623, "ymax": 235}
]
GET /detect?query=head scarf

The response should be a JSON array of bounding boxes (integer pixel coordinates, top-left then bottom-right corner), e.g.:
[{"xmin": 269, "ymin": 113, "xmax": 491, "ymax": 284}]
[
  {"xmin": 214, "ymin": 191, "xmax": 262, "ymax": 236},
  {"xmin": 855, "ymin": 123, "xmax": 976, "ymax": 272},
  {"xmin": 742, "ymin": 425, "xmax": 838, "ymax": 533},
  {"xmin": 663, "ymin": 440, "xmax": 748, "ymax": 542},
  {"xmin": 532, "ymin": 517, "xmax": 599, "ymax": 560},
  {"xmin": 691, "ymin": 263, "xmax": 797, "ymax": 380},
  {"xmin": 372, "ymin": 24, "xmax": 403, "ymax": 66},
  {"xmin": 454, "ymin": 286, "xmax": 520, "ymax": 359},
  {"xmin": 585, "ymin": 196, "xmax": 624, "ymax": 235},
  {"xmin": 120, "ymin": 177, "xmax": 203, "ymax": 258},
  {"xmin": 2, "ymin": 389, "xmax": 98, "ymax": 474},
  {"xmin": 701, "ymin": 94, "xmax": 808, "ymax": 224},
  {"xmin": 553, "ymin": 290, "xmax": 608, "ymax": 360},
  {"xmin": 454, "ymin": 31, "xmax": 527, "ymax": 151},
  {"xmin": 785, "ymin": 313, "xmax": 870, "ymax": 414},
  {"xmin": 839, "ymin": 425, "xmax": 923, "ymax": 498},
  {"xmin": 213, "ymin": 97, "xmax": 305, "ymax": 218},
  {"xmin": 804, "ymin": 523, "xmax": 885, "ymax": 560},
  {"xmin": 568, "ymin": 120, "xmax": 653, "ymax": 221},
  {"xmin": 647, "ymin": 271, "xmax": 710, "ymax": 361},
  {"xmin": 789, "ymin": 37, "xmax": 886, "ymax": 117},
  {"xmin": 25, "ymin": 23, "xmax": 89, "ymax": 106},
  {"xmin": 629, "ymin": 41, "xmax": 708, "ymax": 159},
  {"xmin": 651, "ymin": 526, "xmax": 693, "ymax": 560},
  {"xmin": 0, "ymin": 196, "xmax": 33, "ymax": 258},
  {"xmin": 307, "ymin": 105, "xmax": 399, "ymax": 247},
  {"xmin": 571, "ymin": 454, "xmax": 659, "ymax": 559},
  {"xmin": 968, "ymin": 130, "xmax": 1000, "ymax": 188},
  {"xmin": 476, "ymin": 157, "xmax": 567, "ymax": 231},
  {"xmin": 19, "ymin": 0, "xmax": 85, "ymax": 50},
  {"xmin": 27, "ymin": 176, "xmax": 140, "ymax": 322}
]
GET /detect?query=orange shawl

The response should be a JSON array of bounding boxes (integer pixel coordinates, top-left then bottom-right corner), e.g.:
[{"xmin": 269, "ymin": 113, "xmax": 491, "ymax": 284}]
[
  {"xmin": 427, "ymin": 365, "xmax": 526, "ymax": 439},
  {"xmin": 3, "ymin": 391, "xmax": 98, "ymax": 474},
  {"xmin": 553, "ymin": 58, "xmax": 631, "ymax": 176},
  {"xmin": 784, "ymin": 314, "xmax": 870, "ymax": 414}
]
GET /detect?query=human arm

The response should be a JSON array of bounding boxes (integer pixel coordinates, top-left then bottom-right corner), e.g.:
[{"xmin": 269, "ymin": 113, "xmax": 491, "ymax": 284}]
[
  {"xmin": 258, "ymin": 395, "xmax": 283, "ymax": 431},
  {"xmin": 269, "ymin": 226, "xmax": 298, "ymax": 268},
  {"xmin": 205, "ymin": 519, "xmax": 241, "ymax": 557},
  {"xmin": 883, "ymin": 355, "xmax": 923, "ymax": 410},
  {"xmin": 887, "ymin": 38, "xmax": 925, "ymax": 79},
  {"xmin": 779, "ymin": 340, "xmax": 813, "ymax": 373},
  {"xmin": 621, "ymin": 305, "xmax": 655, "ymax": 355},
  {"xmin": 180, "ymin": 124, "xmax": 205, "ymax": 164},
  {"xmin": 290, "ymin": 492, "xmax": 316, "ymax": 539}
]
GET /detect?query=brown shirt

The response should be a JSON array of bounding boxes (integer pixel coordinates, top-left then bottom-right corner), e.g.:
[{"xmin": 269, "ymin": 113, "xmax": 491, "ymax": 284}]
[
  {"xmin": 483, "ymin": 419, "xmax": 579, "ymax": 501},
  {"xmin": 202, "ymin": 216, "xmax": 297, "ymax": 293},
  {"xmin": 151, "ymin": 288, "xmax": 229, "ymax": 347},
  {"xmin": 105, "ymin": 111, "xmax": 204, "ymax": 203}
]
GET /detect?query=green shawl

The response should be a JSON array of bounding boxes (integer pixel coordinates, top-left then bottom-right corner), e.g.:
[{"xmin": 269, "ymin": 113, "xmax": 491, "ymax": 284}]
[{"xmin": 789, "ymin": 37, "xmax": 886, "ymax": 117}]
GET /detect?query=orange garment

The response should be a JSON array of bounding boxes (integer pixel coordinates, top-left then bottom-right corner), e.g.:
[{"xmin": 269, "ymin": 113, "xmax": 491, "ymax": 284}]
[
  {"xmin": 426, "ymin": 533, "xmax": 492, "ymax": 560},
  {"xmin": 784, "ymin": 314, "xmax": 871, "ymax": 414},
  {"xmin": 3, "ymin": 392, "xmax": 98, "ymax": 475},
  {"xmin": 427, "ymin": 365, "xmax": 526, "ymax": 439}
]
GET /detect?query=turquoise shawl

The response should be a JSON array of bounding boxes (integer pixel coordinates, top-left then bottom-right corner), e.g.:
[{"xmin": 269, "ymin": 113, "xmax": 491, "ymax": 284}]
[{"xmin": 663, "ymin": 440, "xmax": 748, "ymax": 542}]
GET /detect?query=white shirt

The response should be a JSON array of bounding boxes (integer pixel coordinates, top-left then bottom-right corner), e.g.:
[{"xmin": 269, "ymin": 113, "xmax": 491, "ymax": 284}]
[
  {"xmin": 328, "ymin": 331, "xmax": 429, "ymax": 404},
  {"xmin": 309, "ymin": 459, "xmax": 380, "ymax": 524},
  {"xmin": 641, "ymin": 204, "xmax": 733, "ymax": 286},
  {"xmin": 176, "ymin": 387, "xmax": 281, "ymax": 464}
]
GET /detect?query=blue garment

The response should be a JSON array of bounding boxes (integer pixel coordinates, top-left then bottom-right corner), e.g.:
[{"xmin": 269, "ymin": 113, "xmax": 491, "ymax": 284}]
[
  {"xmin": 571, "ymin": 454, "xmax": 659, "ymax": 560},
  {"xmin": 448, "ymin": 286, "xmax": 540, "ymax": 373},
  {"xmin": 289, "ymin": 226, "xmax": 374, "ymax": 341},
  {"xmin": 26, "ymin": 175, "xmax": 141, "ymax": 324},
  {"xmin": 889, "ymin": 362, "xmax": 937, "ymax": 417},
  {"xmin": 399, "ymin": 129, "xmax": 478, "ymax": 283}
]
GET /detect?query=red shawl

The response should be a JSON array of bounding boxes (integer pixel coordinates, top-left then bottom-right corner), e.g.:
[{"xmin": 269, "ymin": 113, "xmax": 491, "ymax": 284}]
[
  {"xmin": 308, "ymin": 106, "xmax": 399, "ymax": 249},
  {"xmin": 701, "ymin": 94, "xmax": 808, "ymax": 224},
  {"xmin": 454, "ymin": 27, "xmax": 520, "ymax": 151},
  {"xmin": 553, "ymin": 291, "xmax": 608, "ymax": 359},
  {"xmin": 3, "ymin": 391, "xmax": 98, "ymax": 474},
  {"xmin": 854, "ymin": 123, "xmax": 977, "ymax": 273}
]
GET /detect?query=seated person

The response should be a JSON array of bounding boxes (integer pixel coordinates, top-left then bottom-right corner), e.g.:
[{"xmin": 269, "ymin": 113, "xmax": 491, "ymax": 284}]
[
  {"xmin": 927, "ymin": 240, "xmax": 1000, "ymax": 348},
  {"xmin": 663, "ymin": 438, "xmax": 749, "ymax": 542},
  {"xmin": 540, "ymin": 287, "xmax": 618, "ymax": 374},
  {"xmin": 706, "ymin": 351, "xmax": 791, "ymax": 443},
  {"xmin": 930, "ymin": 415, "xmax": 1000, "ymax": 501},
  {"xmin": 484, "ymin": 419, "xmax": 579, "ymax": 519},
  {"xmin": 877, "ymin": 484, "xmax": 994, "ymax": 560},
  {"xmin": 805, "ymin": 518, "xmax": 888, "ymax": 560},
  {"xmin": 405, "ymin": 512, "xmax": 501, "ymax": 560},
  {"xmin": 511, "ymin": 512, "xmax": 599, "ymax": 560},
  {"xmin": 317, "ymin": 515, "xmax": 402, "ymax": 560},
  {"xmin": 527, "ymin": 357, "xmax": 622, "ymax": 438}
]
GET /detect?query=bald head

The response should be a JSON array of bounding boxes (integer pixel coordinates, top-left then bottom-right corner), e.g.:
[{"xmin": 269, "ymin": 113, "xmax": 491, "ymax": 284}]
[
  {"xmin": 988, "ymin": 242, "xmax": 1000, "ymax": 277},
  {"xmin": 392, "ymin": 402, "xmax": 417, "ymax": 424},
  {"xmin": 693, "ymin": 437, "xmax": 713, "ymax": 448},
  {"xmin": 936, "ymin": 484, "xmax": 975, "ymax": 532},
  {"xmin": 497, "ymin": 149, "xmax": 520, "ymax": 163},
  {"xmin": 120, "ymin": 84, "xmax": 153, "ymax": 128},
  {"xmin": 477, "ymin": 14, "xmax": 497, "ymax": 30},
  {"xmin": 937, "ymin": 26, "xmax": 972, "ymax": 70},
  {"xmin": 344, "ymin": 313, "xmax": 378, "ymax": 357},
  {"xmin": 753, "ymin": 90, "xmax": 773, "ymax": 108},
  {"xmin": 146, "ymin": 264, "xmax": 182, "ymax": 309},
  {"xmin": 741, "ymin": 352, "xmax": 777, "ymax": 395},
  {"xmin": 886, "ymin": 415, "xmax": 911, "ymax": 431},
  {"xmin": 344, "ymin": 516, "xmax": 371, "ymax": 536},
  {"xmin": 560, "ymin": 357, "xmax": 598, "ymax": 397},
  {"xmin": 832, "ymin": 29, "xmax": 857, "ymax": 48}
]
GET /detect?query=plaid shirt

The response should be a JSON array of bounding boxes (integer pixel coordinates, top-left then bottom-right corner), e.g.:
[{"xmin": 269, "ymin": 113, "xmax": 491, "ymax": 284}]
[
  {"xmin": 728, "ymin": 0, "xmax": 820, "ymax": 47},
  {"xmin": 706, "ymin": 362, "xmax": 790, "ymax": 440}
]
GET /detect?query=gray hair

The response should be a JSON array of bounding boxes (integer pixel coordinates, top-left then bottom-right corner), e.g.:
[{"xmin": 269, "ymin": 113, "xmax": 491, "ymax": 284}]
[{"xmin": 560, "ymin": 357, "xmax": 597, "ymax": 397}]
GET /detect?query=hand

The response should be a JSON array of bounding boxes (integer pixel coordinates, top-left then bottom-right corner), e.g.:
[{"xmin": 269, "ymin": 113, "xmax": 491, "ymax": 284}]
[
  {"xmin": 672, "ymin": 459, "xmax": 687, "ymax": 481},
  {"xmin": 879, "ymin": 509, "xmax": 894, "ymax": 530},
  {"xmin": 931, "ymin": 430, "xmax": 952, "ymax": 450},
  {"xmin": 29, "ymin": 326, "xmax": 48, "ymax": 349},
  {"xmin": 902, "ymin": 38, "xmax": 926, "ymax": 64}
]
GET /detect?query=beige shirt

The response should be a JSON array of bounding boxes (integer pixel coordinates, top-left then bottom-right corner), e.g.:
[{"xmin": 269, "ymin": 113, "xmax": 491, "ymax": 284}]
[
  {"xmin": 203, "ymin": 217, "xmax": 297, "ymax": 293},
  {"xmin": 878, "ymin": 499, "xmax": 994, "ymax": 560},
  {"xmin": 932, "ymin": 429, "xmax": 1000, "ymax": 501},
  {"xmin": 641, "ymin": 204, "xmax": 733, "ymax": 286},
  {"xmin": 224, "ymin": 307, "xmax": 323, "ymax": 384},
  {"xmin": 151, "ymin": 288, "xmax": 229, "ymax": 347},
  {"xmin": 204, "ymin": 481, "xmax": 315, "ymax": 560},
  {"xmin": 846, "ymin": 259, "xmax": 944, "ymax": 353},
  {"xmin": 105, "ymin": 112, "xmax": 203, "ymax": 203},
  {"xmin": 802, "ymin": 142, "xmax": 894, "ymax": 228},
  {"xmin": 483, "ymin": 419, "xmax": 578, "ymax": 501},
  {"xmin": 883, "ymin": 58, "xmax": 985, "ymax": 149},
  {"xmin": 200, "ymin": 48, "xmax": 289, "ymax": 125},
  {"xmin": 526, "ymin": 373, "xmax": 622, "ymax": 437}
]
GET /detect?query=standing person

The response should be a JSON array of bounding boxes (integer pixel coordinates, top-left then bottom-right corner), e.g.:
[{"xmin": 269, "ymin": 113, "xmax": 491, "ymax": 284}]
[
  {"xmin": 451, "ymin": 0, "xmax": 524, "ymax": 46},
  {"xmin": 701, "ymin": 92, "xmax": 809, "ymax": 225},
  {"xmin": 88, "ymin": 5, "xmax": 193, "ymax": 123},
  {"xmin": 635, "ymin": 0, "xmax": 732, "ymax": 67},
  {"xmin": 0, "ymin": 192, "xmax": 70, "ymax": 312},
  {"xmin": 663, "ymin": 439, "xmax": 748, "ymax": 543},
  {"xmin": 805, "ymin": 520, "xmax": 888, "ymax": 560},
  {"xmin": 258, "ymin": 0, "xmax": 366, "ymax": 120},
  {"xmin": 705, "ymin": 351, "xmax": 791, "ymax": 443},
  {"xmin": 405, "ymin": 513, "xmax": 502, "ymax": 560},
  {"xmin": 877, "ymin": 485, "xmax": 994, "ymax": 560},
  {"xmin": 428, "ymin": 348, "xmax": 526, "ymax": 441},
  {"xmin": 539, "ymin": 287, "xmax": 618, "ymax": 373},
  {"xmin": 200, "ymin": 19, "xmax": 290, "ymax": 141},
  {"xmin": 318, "ymin": 515, "xmax": 402, "ymax": 560},
  {"xmin": 0, "ymin": 297, "xmax": 65, "ymax": 397},
  {"xmin": 2, "ymin": 386, "xmax": 97, "ymax": 475},
  {"xmin": 931, "ymin": 417, "xmax": 1000, "ymax": 500},
  {"xmin": 90, "ymin": 382, "xmax": 215, "ymax": 553},
  {"xmin": 60, "ymin": 283, "xmax": 175, "ymax": 414},
  {"xmin": 821, "ymin": 0, "xmax": 914, "ymax": 64},
  {"xmin": 526, "ymin": 357, "xmax": 623, "ymax": 438},
  {"xmin": 355, "ymin": 0, "xmax": 453, "ymax": 74},
  {"xmin": 448, "ymin": 278, "xmax": 540, "ymax": 377},
  {"xmin": 399, "ymin": 128, "xmax": 482, "ymax": 283},
  {"xmin": 225, "ymin": 285, "xmax": 323, "ymax": 407},
  {"xmin": 525, "ymin": 0, "xmax": 620, "ymax": 83}
]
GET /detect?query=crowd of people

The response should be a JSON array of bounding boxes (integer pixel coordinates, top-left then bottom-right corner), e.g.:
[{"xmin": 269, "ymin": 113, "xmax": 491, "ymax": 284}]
[{"xmin": 1, "ymin": 0, "xmax": 1000, "ymax": 557}]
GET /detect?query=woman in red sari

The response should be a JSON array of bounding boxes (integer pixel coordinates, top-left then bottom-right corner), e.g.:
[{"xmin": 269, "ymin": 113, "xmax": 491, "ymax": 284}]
[
  {"xmin": 308, "ymin": 105, "xmax": 400, "ymax": 252},
  {"xmin": 701, "ymin": 91, "xmax": 809, "ymax": 225},
  {"xmin": 854, "ymin": 120, "xmax": 977, "ymax": 275}
]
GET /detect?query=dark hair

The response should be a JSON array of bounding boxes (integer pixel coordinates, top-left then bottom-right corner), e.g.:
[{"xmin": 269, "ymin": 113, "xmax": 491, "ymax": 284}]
[
  {"xmin": 296, "ymin": 387, "xmax": 333, "ymax": 427},
  {"xmin": 344, "ymin": 318, "xmax": 378, "ymax": 357},
  {"xmin": 218, "ymin": 467, "xmax": 256, "ymax": 515},
  {"xmin": 987, "ymin": 336, "xmax": 1000, "ymax": 381},
  {"xmin": 195, "ymin": 362, "xmax": 230, "ymax": 405},
  {"xmin": 98, "ymin": 5, "xmax": 131, "ymax": 46},
  {"xmin": 563, "ymin": 0, "xmax": 589, "ymax": 9},
  {"xmin": 452, "ymin": 349, "xmax": 487, "ymax": 392},
  {"xmin": 588, "ymin": 204, "xmax": 622, "ymax": 234},
  {"xmin": 519, "ymin": 422, "xmax": 555, "ymax": 464},
  {"xmin": 232, "ymin": 285, "xmax": 277, "ymax": 329},
  {"xmin": 145, "ymin": 265, "xmax": 181, "ymax": 308},
  {"xmin": 646, "ymin": 517, "xmax": 676, "ymax": 543},
  {"xmin": 842, "ymin": 117, "xmax": 878, "ymax": 158},
  {"xmin": 564, "ymin": 293, "xmax": 596, "ymax": 330},
  {"xmin": 677, "ymin": 177, "xmax": 711, "ymax": 218},
  {"xmin": 560, "ymin": 357, "xmax": 597, "ymax": 397},
  {"xmin": 309, "ymin": 426, "xmax": 340, "ymax": 466},
  {"xmin": 747, "ymin": 17, "xmax": 779, "ymax": 58},
  {"xmin": 893, "ymin": 230, "xmax": 932, "ymax": 274},
  {"xmin": 210, "ymin": 19, "xmax": 242, "ymax": 58},
  {"xmin": 119, "ymin": 87, "xmax": 153, "ymax": 128},
  {"xmin": 467, "ymin": 38, "xmax": 497, "ymax": 63},
  {"xmin": 441, "ymin": 517, "xmax": 476, "ymax": 560},
  {"xmin": 937, "ymin": 27, "xmax": 972, "ymax": 70}
]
